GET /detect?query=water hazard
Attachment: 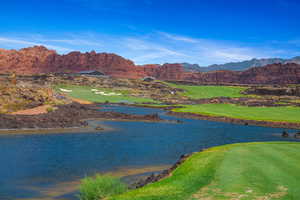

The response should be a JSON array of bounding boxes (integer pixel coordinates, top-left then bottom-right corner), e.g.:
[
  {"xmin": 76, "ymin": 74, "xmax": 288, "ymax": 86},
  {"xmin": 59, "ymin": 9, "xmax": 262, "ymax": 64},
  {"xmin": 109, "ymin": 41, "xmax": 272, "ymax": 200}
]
[{"xmin": 0, "ymin": 105, "xmax": 298, "ymax": 200}]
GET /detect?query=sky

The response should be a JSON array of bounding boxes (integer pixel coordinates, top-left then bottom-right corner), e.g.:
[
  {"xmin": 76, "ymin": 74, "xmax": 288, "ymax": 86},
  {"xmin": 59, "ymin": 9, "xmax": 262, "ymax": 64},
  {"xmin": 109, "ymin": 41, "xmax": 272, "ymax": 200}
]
[{"xmin": 0, "ymin": 0, "xmax": 300, "ymax": 65}]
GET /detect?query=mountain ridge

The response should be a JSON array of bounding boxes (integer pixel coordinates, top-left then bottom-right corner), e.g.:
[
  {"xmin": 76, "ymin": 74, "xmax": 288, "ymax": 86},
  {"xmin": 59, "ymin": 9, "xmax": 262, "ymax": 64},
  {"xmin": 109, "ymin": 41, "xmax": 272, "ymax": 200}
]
[
  {"xmin": 0, "ymin": 46, "xmax": 300, "ymax": 84},
  {"xmin": 182, "ymin": 56, "xmax": 300, "ymax": 72}
]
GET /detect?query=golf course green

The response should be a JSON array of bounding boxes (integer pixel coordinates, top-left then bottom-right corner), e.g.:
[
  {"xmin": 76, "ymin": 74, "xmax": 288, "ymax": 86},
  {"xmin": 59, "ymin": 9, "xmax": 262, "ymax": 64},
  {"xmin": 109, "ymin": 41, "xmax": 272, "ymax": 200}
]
[
  {"xmin": 54, "ymin": 84, "xmax": 158, "ymax": 103},
  {"xmin": 106, "ymin": 142, "xmax": 300, "ymax": 200},
  {"xmin": 172, "ymin": 104, "xmax": 300, "ymax": 123},
  {"xmin": 166, "ymin": 83, "xmax": 247, "ymax": 99}
]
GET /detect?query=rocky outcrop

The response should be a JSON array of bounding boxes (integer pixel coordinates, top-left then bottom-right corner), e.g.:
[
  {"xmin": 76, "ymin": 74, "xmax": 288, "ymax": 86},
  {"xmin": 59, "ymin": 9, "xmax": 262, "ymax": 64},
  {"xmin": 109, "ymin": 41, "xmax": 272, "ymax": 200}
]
[
  {"xmin": 131, "ymin": 153, "xmax": 193, "ymax": 189},
  {"xmin": 245, "ymin": 86, "xmax": 300, "ymax": 96},
  {"xmin": 181, "ymin": 63, "xmax": 300, "ymax": 85},
  {"xmin": 236, "ymin": 63, "xmax": 300, "ymax": 84},
  {"xmin": 0, "ymin": 46, "xmax": 57, "ymax": 74},
  {"xmin": 1, "ymin": 46, "xmax": 300, "ymax": 84},
  {"xmin": 0, "ymin": 46, "xmax": 144, "ymax": 78},
  {"xmin": 0, "ymin": 46, "xmax": 186, "ymax": 80},
  {"xmin": 142, "ymin": 63, "xmax": 185, "ymax": 80},
  {"xmin": 0, "ymin": 103, "xmax": 165, "ymax": 129}
]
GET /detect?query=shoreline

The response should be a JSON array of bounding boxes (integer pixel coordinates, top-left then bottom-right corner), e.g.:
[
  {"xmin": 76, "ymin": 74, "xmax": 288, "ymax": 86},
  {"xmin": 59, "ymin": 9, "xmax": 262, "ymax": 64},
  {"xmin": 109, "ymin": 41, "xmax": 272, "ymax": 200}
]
[
  {"xmin": 1, "ymin": 102, "xmax": 299, "ymax": 135},
  {"xmin": 167, "ymin": 111, "xmax": 300, "ymax": 129},
  {"xmin": 116, "ymin": 103, "xmax": 300, "ymax": 129},
  {"xmin": 0, "ymin": 103, "xmax": 174, "ymax": 135}
]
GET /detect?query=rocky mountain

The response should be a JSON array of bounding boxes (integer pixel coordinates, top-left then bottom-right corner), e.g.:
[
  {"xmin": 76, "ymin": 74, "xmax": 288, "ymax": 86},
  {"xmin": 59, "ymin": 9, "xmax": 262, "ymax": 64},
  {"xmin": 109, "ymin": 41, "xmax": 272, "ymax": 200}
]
[
  {"xmin": 182, "ymin": 57, "xmax": 300, "ymax": 72},
  {"xmin": 0, "ymin": 46, "xmax": 300, "ymax": 84},
  {"xmin": 0, "ymin": 46, "xmax": 144, "ymax": 78},
  {"xmin": 0, "ymin": 46, "xmax": 184, "ymax": 80},
  {"xmin": 181, "ymin": 63, "xmax": 300, "ymax": 84}
]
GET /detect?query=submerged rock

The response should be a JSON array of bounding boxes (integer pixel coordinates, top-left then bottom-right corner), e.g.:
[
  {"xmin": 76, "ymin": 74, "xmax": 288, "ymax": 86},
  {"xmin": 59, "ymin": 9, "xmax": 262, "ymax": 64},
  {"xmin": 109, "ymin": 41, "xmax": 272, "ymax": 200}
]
[
  {"xmin": 282, "ymin": 131, "xmax": 289, "ymax": 138},
  {"xmin": 294, "ymin": 132, "xmax": 300, "ymax": 139}
]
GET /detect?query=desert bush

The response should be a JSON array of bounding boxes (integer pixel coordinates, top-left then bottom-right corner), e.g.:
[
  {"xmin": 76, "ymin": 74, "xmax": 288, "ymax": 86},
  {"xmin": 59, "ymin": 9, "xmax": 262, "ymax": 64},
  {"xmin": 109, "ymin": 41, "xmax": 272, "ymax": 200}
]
[
  {"xmin": 46, "ymin": 106, "xmax": 54, "ymax": 112},
  {"xmin": 78, "ymin": 174, "xmax": 127, "ymax": 200}
]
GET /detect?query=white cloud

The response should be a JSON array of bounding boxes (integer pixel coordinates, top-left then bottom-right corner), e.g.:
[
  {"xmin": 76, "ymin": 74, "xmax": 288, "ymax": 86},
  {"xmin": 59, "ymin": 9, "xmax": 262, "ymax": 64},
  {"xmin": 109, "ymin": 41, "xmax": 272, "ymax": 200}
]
[
  {"xmin": 0, "ymin": 37, "xmax": 74, "ymax": 52},
  {"xmin": 39, "ymin": 39, "xmax": 101, "ymax": 46},
  {"xmin": 0, "ymin": 31, "xmax": 299, "ymax": 65},
  {"xmin": 159, "ymin": 32, "xmax": 199, "ymax": 43},
  {"xmin": 213, "ymin": 50, "xmax": 253, "ymax": 61}
]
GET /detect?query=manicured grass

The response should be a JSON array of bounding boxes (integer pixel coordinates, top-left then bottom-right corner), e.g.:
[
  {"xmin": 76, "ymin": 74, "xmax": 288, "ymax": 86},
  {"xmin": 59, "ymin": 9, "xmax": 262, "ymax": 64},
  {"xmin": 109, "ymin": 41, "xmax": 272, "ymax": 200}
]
[
  {"xmin": 166, "ymin": 83, "xmax": 247, "ymax": 99},
  {"xmin": 54, "ymin": 84, "xmax": 158, "ymax": 104},
  {"xmin": 107, "ymin": 142, "xmax": 300, "ymax": 200},
  {"xmin": 172, "ymin": 104, "xmax": 300, "ymax": 123}
]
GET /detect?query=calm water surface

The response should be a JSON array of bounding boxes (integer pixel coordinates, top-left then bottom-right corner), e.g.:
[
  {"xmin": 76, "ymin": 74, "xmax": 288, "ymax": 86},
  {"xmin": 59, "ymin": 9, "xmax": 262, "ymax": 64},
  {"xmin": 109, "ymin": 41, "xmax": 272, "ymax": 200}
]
[{"xmin": 0, "ymin": 105, "xmax": 298, "ymax": 200}]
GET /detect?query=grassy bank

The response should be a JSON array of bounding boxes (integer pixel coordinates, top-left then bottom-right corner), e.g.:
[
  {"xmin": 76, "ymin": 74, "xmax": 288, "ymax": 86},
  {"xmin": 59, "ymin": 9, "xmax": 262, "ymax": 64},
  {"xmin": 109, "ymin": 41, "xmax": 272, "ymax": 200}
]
[
  {"xmin": 166, "ymin": 83, "xmax": 247, "ymax": 99},
  {"xmin": 172, "ymin": 104, "xmax": 300, "ymax": 123},
  {"xmin": 54, "ymin": 84, "xmax": 158, "ymax": 104},
  {"xmin": 99, "ymin": 142, "xmax": 300, "ymax": 200}
]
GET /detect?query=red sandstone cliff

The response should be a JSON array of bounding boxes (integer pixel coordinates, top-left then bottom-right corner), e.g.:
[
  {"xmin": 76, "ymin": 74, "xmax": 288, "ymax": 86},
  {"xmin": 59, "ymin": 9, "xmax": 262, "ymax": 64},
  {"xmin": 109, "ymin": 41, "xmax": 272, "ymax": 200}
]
[
  {"xmin": 0, "ymin": 46, "xmax": 185, "ymax": 79},
  {"xmin": 181, "ymin": 63, "xmax": 300, "ymax": 84},
  {"xmin": 0, "ymin": 46, "xmax": 299, "ymax": 84},
  {"xmin": 0, "ymin": 46, "xmax": 57, "ymax": 74},
  {"xmin": 0, "ymin": 46, "xmax": 145, "ymax": 78},
  {"xmin": 141, "ymin": 63, "xmax": 185, "ymax": 80}
]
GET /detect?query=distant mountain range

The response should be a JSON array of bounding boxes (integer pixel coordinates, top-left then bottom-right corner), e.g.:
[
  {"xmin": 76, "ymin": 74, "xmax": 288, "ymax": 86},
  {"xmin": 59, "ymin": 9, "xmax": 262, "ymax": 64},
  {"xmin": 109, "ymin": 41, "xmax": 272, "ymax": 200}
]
[{"xmin": 181, "ymin": 56, "xmax": 300, "ymax": 72}]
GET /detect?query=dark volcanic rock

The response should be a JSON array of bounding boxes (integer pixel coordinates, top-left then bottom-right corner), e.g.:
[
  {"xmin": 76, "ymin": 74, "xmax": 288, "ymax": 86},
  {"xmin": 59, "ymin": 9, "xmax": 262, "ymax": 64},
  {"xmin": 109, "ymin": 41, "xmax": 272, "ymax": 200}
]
[
  {"xmin": 294, "ymin": 132, "xmax": 300, "ymax": 139},
  {"xmin": 131, "ymin": 153, "xmax": 193, "ymax": 189},
  {"xmin": 245, "ymin": 86, "xmax": 300, "ymax": 96},
  {"xmin": 282, "ymin": 131, "xmax": 289, "ymax": 138},
  {"xmin": 0, "ymin": 103, "xmax": 164, "ymax": 129}
]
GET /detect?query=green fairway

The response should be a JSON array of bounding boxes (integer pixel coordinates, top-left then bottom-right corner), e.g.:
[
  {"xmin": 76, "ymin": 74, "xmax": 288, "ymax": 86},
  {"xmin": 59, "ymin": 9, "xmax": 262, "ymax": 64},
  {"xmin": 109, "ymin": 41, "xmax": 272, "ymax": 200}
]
[
  {"xmin": 107, "ymin": 142, "xmax": 300, "ymax": 200},
  {"xmin": 172, "ymin": 104, "xmax": 300, "ymax": 123},
  {"xmin": 166, "ymin": 83, "xmax": 247, "ymax": 99},
  {"xmin": 54, "ymin": 84, "xmax": 158, "ymax": 103}
]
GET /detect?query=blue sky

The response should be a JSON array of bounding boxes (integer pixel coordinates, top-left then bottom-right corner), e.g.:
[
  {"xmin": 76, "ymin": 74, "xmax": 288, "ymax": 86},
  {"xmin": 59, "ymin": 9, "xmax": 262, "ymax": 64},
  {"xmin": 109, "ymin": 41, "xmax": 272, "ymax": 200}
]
[{"xmin": 0, "ymin": 0, "xmax": 300, "ymax": 65}]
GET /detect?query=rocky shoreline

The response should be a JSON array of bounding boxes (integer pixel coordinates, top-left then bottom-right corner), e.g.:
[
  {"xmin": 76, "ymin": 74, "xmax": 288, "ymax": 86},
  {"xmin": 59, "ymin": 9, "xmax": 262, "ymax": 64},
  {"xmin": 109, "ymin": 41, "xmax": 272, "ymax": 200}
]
[
  {"xmin": 0, "ymin": 103, "xmax": 165, "ymax": 131},
  {"xmin": 130, "ymin": 152, "xmax": 195, "ymax": 189},
  {"xmin": 167, "ymin": 111, "xmax": 300, "ymax": 129}
]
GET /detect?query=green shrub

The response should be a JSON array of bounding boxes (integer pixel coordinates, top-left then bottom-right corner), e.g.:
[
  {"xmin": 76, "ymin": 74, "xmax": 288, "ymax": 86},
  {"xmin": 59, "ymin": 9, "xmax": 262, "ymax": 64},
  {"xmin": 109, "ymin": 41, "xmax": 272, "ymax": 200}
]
[
  {"xmin": 46, "ymin": 106, "xmax": 54, "ymax": 112},
  {"xmin": 78, "ymin": 174, "xmax": 127, "ymax": 200}
]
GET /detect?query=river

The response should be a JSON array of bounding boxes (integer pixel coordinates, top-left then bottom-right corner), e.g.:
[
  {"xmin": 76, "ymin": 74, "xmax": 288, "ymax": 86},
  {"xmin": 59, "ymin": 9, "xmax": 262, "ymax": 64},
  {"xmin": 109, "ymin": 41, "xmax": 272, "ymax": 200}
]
[{"xmin": 0, "ymin": 105, "xmax": 298, "ymax": 200}]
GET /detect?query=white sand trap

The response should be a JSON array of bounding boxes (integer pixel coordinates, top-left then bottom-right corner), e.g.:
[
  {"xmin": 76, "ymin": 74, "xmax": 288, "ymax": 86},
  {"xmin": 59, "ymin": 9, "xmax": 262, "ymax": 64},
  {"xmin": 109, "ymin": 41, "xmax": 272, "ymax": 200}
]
[
  {"xmin": 59, "ymin": 88, "xmax": 72, "ymax": 93},
  {"xmin": 94, "ymin": 91, "xmax": 122, "ymax": 96}
]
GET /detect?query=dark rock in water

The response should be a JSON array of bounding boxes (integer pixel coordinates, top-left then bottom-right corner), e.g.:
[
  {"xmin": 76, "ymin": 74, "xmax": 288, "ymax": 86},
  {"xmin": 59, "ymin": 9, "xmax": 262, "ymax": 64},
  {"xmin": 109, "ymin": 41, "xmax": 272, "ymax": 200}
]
[
  {"xmin": 282, "ymin": 131, "xmax": 289, "ymax": 137},
  {"xmin": 294, "ymin": 132, "xmax": 300, "ymax": 139},
  {"xmin": 144, "ymin": 113, "xmax": 160, "ymax": 121},
  {"xmin": 95, "ymin": 126, "xmax": 104, "ymax": 131},
  {"xmin": 244, "ymin": 122, "xmax": 249, "ymax": 126}
]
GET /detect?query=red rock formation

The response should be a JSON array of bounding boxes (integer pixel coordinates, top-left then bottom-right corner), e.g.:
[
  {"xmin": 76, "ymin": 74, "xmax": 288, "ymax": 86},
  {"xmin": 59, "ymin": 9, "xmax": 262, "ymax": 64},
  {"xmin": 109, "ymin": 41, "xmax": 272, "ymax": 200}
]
[
  {"xmin": 140, "ymin": 63, "xmax": 185, "ymax": 80},
  {"xmin": 0, "ymin": 46, "xmax": 145, "ymax": 78},
  {"xmin": 0, "ymin": 46, "xmax": 57, "ymax": 74},
  {"xmin": 237, "ymin": 63, "xmax": 300, "ymax": 84},
  {"xmin": 0, "ymin": 46, "xmax": 300, "ymax": 84},
  {"xmin": 185, "ymin": 63, "xmax": 300, "ymax": 84}
]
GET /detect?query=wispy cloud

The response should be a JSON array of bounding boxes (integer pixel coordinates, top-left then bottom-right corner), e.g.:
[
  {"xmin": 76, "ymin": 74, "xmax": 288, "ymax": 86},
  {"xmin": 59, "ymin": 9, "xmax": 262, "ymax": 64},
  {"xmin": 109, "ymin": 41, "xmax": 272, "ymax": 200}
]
[
  {"xmin": 39, "ymin": 39, "xmax": 101, "ymax": 46},
  {"xmin": 159, "ymin": 32, "xmax": 199, "ymax": 43},
  {"xmin": 123, "ymin": 38, "xmax": 188, "ymax": 63},
  {"xmin": 0, "ymin": 31, "xmax": 299, "ymax": 65},
  {"xmin": 0, "ymin": 37, "xmax": 74, "ymax": 52}
]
